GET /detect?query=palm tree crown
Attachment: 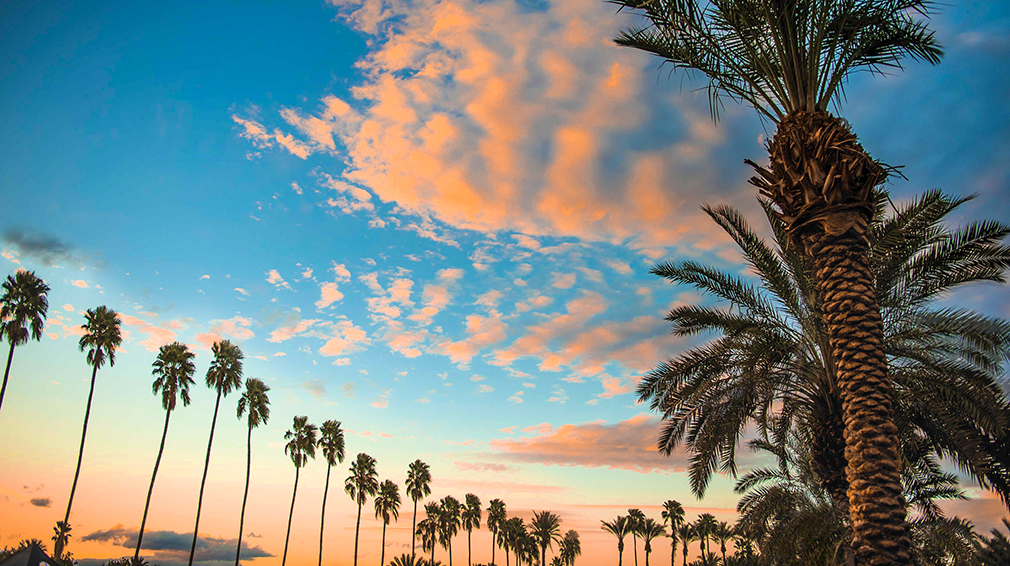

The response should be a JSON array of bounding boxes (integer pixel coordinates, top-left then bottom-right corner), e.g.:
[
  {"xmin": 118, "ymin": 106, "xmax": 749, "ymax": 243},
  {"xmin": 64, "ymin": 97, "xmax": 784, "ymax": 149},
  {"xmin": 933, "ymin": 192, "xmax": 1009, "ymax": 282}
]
[
  {"xmin": 559, "ymin": 530, "xmax": 580, "ymax": 566},
  {"xmin": 79, "ymin": 306, "xmax": 122, "ymax": 369},
  {"xmin": 286, "ymin": 416, "xmax": 319, "ymax": 468},
  {"xmin": 346, "ymin": 453, "xmax": 380, "ymax": 505},
  {"xmin": 151, "ymin": 342, "xmax": 195, "ymax": 411},
  {"xmin": 237, "ymin": 378, "xmax": 271, "ymax": 428},
  {"xmin": 600, "ymin": 516, "xmax": 630, "ymax": 566},
  {"xmin": 319, "ymin": 420, "xmax": 346, "ymax": 467},
  {"xmin": 530, "ymin": 511, "xmax": 562, "ymax": 566},
  {"xmin": 375, "ymin": 480, "xmax": 402, "ymax": 524},
  {"xmin": 406, "ymin": 459, "xmax": 433, "ymax": 561},
  {"xmin": 0, "ymin": 270, "xmax": 49, "ymax": 347},
  {"xmin": 206, "ymin": 340, "xmax": 243, "ymax": 395}
]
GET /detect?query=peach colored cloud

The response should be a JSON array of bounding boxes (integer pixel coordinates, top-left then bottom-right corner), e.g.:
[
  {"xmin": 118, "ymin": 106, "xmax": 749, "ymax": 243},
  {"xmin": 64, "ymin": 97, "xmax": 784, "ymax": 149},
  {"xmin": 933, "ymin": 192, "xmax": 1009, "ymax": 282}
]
[
  {"xmin": 318, "ymin": 319, "xmax": 372, "ymax": 356},
  {"xmin": 316, "ymin": 281, "xmax": 345, "ymax": 309},
  {"xmin": 119, "ymin": 314, "xmax": 178, "ymax": 352},
  {"xmin": 437, "ymin": 309, "xmax": 508, "ymax": 367}
]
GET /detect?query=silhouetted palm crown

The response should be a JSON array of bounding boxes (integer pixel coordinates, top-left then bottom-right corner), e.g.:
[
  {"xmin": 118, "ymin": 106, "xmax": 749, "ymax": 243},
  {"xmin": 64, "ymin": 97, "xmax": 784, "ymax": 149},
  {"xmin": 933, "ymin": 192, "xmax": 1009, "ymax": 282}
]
[
  {"xmin": 79, "ymin": 306, "xmax": 122, "ymax": 369},
  {"xmin": 206, "ymin": 340, "xmax": 243, "ymax": 396},
  {"xmin": 0, "ymin": 270, "xmax": 49, "ymax": 347},
  {"xmin": 285, "ymin": 416, "xmax": 318, "ymax": 467},
  {"xmin": 319, "ymin": 420, "xmax": 346, "ymax": 467},
  {"xmin": 237, "ymin": 378, "xmax": 271, "ymax": 428},
  {"xmin": 152, "ymin": 342, "xmax": 195, "ymax": 411},
  {"xmin": 346, "ymin": 453, "xmax": 379, "ymax": 503}
]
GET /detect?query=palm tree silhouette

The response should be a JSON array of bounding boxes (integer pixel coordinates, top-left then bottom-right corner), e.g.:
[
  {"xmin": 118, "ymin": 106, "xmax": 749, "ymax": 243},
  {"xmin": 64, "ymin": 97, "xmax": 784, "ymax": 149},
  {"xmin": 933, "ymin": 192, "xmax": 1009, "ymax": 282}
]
[
  {"xmin": 530, "ymin": 511, "xmax": 561, "ymax": 566},
  {"xmin": 375, "ymin": 479, "xmax": 402, "ymax": 566},
  {"xmin": 317, "ymin": 420, "xmax": 346, "ymax": 566},
  {"xmin": 693, "ymin": 515, "xmax": 715, "ymax": 564},
  {"xmin": 486, "ymin": 499, "xmax": 506, "ymax": 566},
  {"xmin": 600, "ymin": 516, "xmax": 629, "ymax": 566},
  {"xmin": 345, "ymin": 452, "xmax": 379, "ymax": 566},
  {"xmin": 660, "ymin": 501, "xmax": 684, "ymax": 566},
  {"xmin": 712, "ymin": 522, "xmax": 732, "ymax": 566},
  {"xmin": 406, "ymin": 459, "xmax": 432, "ymax": 562},
  {"xmin": 55, "ymin": 305, "xmax": 121, "ymax": 560},
  {"xmin": 135, "ymin": 342, "xmax": 196, "ymax": 563},
  {"xmin": 612, "ymin": 0, "xmax": 945, "ymax": 561},
  {"xmin": 437, "ymin": 496, "xmax": 461, "ymax": 566},
  {"xmin": 558, "ymin": 530, "xmax": 580, "ymax": 566},
  {"xmin": 638, "ymin": 519, "xmax": 665, "ymax": 566},
  {"xmin": 675, "ymin": 524, "xmax": 694, "ymax": 566},
  {"xmin": 461, "ymin": 494, "xmax": 481, "ymax": 566},
  {"xmin": 235, "ymin": 378, "xmax": 270, "ymax": 566},
  {"xmin": 188, "ymin": 340, "xmax": 244, "ymax": 566},
  {"xmin": 283, "ymin": 416, "xmax": 318, "ymax": 566},
  {"xmin": 418, "ymin": 503, "xmax": 440, "ymax": 566},
  {"xmin": 626, "ymin": 509, "xmax": 644, "ymax": 566},
  {"xmin": 0, "ymin": 270, "xmax": 49, "ymax": 416}
]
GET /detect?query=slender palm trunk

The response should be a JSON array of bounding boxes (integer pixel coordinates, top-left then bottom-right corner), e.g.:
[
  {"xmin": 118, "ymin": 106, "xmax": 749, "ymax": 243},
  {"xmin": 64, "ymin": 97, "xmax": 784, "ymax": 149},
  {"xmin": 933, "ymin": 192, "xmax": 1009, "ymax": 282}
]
[
  {"xmin": 381, "ymin": 521, "xmax": 388, "ymax": 566},
  {"xmin": 681, "ymin": 545, "xmax": 687, "ymax": 566},
  {"xmin": 448, "ymin": 538, "xmax": 453, "ymax": 566},
  {"xmin": 644, "ymin": 549, "xmax": 649, "ymax": 566},
  {"xmin": 431, "ymin": 541, "xmax": 435, "ymax": 565},
  {"xmin": 468, "ymin": 531, "xmax": 473, "ymax": 566},
  {"xmin": 235, "ymin": 424, "xmax": 253, "ymax": 566},
  {"xmin": 669, "ymin": 538, "xmax": 675, "ymax": 566},
  {"xmin": 189, "ymin": 389, "xmax": 223, "ymax": 566},
  {"xmin": 503, "ymin": 544, "xmax": 508, "ymax": 566},
  {"xmin": 720, "ymin": 548, "xmax": 726, "ymax": 565},
  {"xmin": 353, "ymin": 501, "xmax": 363, "ymax": 566},
  {"xmin": 283, "ymin": 466, "xmax": 301, "ymax": 566},
  {"xmin": 135, "ymin": 409, "xmax": 172, "ymax": 561},
  {"xmin": 490, "ymin": 529, "xmax": 495, "ymax": 566},
  {"xmin": 56, "ymin": 364, "xmax": 99, "ymax": 560},
  {"xmin": 617, "ymin": 545, "xmax": 622, "ymax": 566},
  {"xmin": 318, "ymin": 464, "xmax": 332, "ymax": 566},
  {"xmin": 632, "ymin": 536, "xmax": 637, "ymax": 566},
  {"xmin": 411, "ymin": 499, "xmax": 418, "ymax": 562},
  {"xmin": 0, "ymin": 342, "xmax": 16, "ymax": 415}
]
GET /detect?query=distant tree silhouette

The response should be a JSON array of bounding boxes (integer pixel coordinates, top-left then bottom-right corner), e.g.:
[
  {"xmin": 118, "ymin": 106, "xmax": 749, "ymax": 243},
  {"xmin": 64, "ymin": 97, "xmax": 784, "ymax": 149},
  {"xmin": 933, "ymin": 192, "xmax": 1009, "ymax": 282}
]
[
  {"xmin": 438, "ymin": 496, "xmax": 461, "ymax": 566},
  {"xmin": 530, "ymin": 511, "xmax": 561, "ymax": 566},
  {"xmin": 283, "ymin": 416, "xmax": 318, "ymax": 566},
  {"xmin": 346, "ymin": 452, "xmax": 379, "ymax": 566},
  {"xmin": 661, "ymin": 501, "xmax": 684, "ymax": 566},
  {"xmin": 638, "ymin": 519, "xmax": 665, "ymax": 566},
  {"xmin": 318, "ymin": 420, "xmax": 346, "ymax": 566},
  {"xmin": 600, "ymin": 516, "xmax": 629, "ymax": 566},
  {"xmin": 0, "ymin": 270, "xmax": 49, "ymax": 416},
  {"xmin": 486, "ymin": 499, "xmax": 506, "ymax": 566},
  {"xmin": 461, "ymin": 494, "xmax": 482, "ymax": 566},
  {"xmin": 375, "ymin": 479, "xmax": 402, "ymax": 566},
  {"xmin": 235, "ymin": 378, "xmax": 270, "ymax": 566},
  {"xmin": 406, "ymin": 459, "xmax": 433, "ymax": 561},
  {"xmin": 627, "ymin": 509, "xmax": 645, "ymax": 566}
]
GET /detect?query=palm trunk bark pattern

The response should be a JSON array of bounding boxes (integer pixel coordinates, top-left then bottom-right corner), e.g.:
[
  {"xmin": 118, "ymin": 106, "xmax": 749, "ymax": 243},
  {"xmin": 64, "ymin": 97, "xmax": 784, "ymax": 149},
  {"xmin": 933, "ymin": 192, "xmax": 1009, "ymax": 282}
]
[
  {"xmin": 189, "ymin": 389, "xmax": 223, "ymax": 566},
  {"xmin": 136, "ymin": 409, "xmax": 172, "ymax": 562},
  {"xmin": 318, "ymin": 464, "xmax": 332, "ymax": 566},
  {"xmin": 56, "ymin": 363, "xmax": 99, "ymax": 560},
  {"xmin": 235, "ymin": 424, "xmax": 253, "ymax": 566},
  {"xmin": 283, "ymin": 466, "xmax": 301, "ymax": 566},
  {"xmin": 0, "ymin": 342, "xmax": 16, "ymax": 415}
]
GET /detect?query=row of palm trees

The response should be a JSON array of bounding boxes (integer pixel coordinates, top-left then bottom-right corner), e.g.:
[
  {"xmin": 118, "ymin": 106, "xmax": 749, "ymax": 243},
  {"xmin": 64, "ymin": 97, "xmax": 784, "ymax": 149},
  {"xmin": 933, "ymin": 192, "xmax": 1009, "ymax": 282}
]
[{"xmin": 601, "ymin": 504, "xmax": 741, "ymax": 566}]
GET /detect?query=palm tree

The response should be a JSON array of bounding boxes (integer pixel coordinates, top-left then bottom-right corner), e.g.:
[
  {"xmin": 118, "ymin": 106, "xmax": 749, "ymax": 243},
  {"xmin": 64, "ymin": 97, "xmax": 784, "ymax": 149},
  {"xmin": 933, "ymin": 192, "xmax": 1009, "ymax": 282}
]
[
  {"xmin": 661, "ymin": 501, "xmax": 684, "ymax": 566},
  {"xmin": 188, "ymin": 340, "xmax": 244, "ymax": 566},
  {"xmin": 235, "ymin": 378, "xmax": 270, "ymax": 566},
  {"xmin": 558, "ymin": 530, "xmax": 580, "ymax": 566},
  {"xmin": 317, "ymin": 420, "xmax": 346, "ymax": 566},
  {"xmin": 496, "ymin": 515, "xmax": 512, "ymax": 566},
  {"xmin": 627, "ymin": 509, "xmax": 644, "ymax": 566},
  {"xmin": 530, "ymin": 511, "xmax": 561, "ymax": 566},
  {"xmin": 712, "ymin": 523, "xmax": 732, "ymax": 566},
  {"xmin": 694, "ymin": 515, "xmax": 716, "ymax": 564},
  {"xmin": 55, "ymin": 306, "xmax": 121, "ymax": 560},
  {"xmin": 502, "ymin": 517, "xmax": 524, "ymax": 566},
  {"xmin": 600, "ymin": 516, "xmax": 629, "ymax": 566},
  {"xmin": 461, "ymin": 494, "xmax": 481, "ymax": 566},
  {"xmin": 346, "ymin": 452, "xmax": 380, "ymax": 566},
  {"xmin": 638, "ymin": 519, "xmax": 665, "ymax": 566},
  {"xmin": 486, "ymin": 499, "xmax": 506, "ymax": 566},
  {"xmin": 0, "ymin": 270, "xmax": 49, "ymax": 416},
  {"xmin": 977, "ymin": 519, "xmax": 1010, "ymax": 566},
  {"xmin": 375, "ymin": 479, "xmax": 402, "ymax": 566},
  {"xmin": 406, "ymin": 460, "xmax": 433, "ymax": 561},
  {"xmin": 419, "ymin": 505, "xmax": 441, "ymax": 566},
  {"xmin": 135, "ymin": 343, "xmax": 196, "ymax": 563},
  {"xmin": 438, "ymin": 496, "xmax": 461, "ymax": 566},
  {"xmin": 283, "ymin": 416, "xmax": 318, "ymax": 566},
  {"xmin": 675, "ymin": 524, "xmax": 694, "ymax": 566}
]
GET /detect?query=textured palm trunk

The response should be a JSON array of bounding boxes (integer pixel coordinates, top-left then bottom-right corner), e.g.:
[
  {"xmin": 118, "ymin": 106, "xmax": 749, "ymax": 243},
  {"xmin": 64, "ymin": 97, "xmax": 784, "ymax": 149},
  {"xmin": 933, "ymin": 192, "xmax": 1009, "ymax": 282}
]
[
  {"xmin": 189, "ymin": 389, "xmax": 223, "ymax": 566},
  {"xmin": 353, "ymin": 501, "xmax": 362, "ymax": 566},
  {"xmin": 284, "ymin": 466, "xmax": 302, "ymax": 566},
  {"xmin": 136, "ymin": 409, "xmax": 172, "ymax": 562},
  {"xmin": 235, "ymin": 424, "xmax": 253, "ymax": 566},
  {"xmin": 319, "ymin": 464, "xmax": 332, "ymax": 566},
  {"xmin": 810, "ymin": 399, "xmax": 850, "ymax": 515},
  {"xmin": 56, "ymin": 363, "xmax": 99, "ymax": 560},
  {"xmin": 0, "ymin": 342, "xmax": 16, "ymax": 415}
]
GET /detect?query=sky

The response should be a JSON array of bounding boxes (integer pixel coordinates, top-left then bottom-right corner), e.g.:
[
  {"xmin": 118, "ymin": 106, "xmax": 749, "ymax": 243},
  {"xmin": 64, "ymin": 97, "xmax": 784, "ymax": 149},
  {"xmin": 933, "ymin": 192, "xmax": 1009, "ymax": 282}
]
[{"xmin": 0, "ymin": 0, "xmax": 1008, "ymax": 565}]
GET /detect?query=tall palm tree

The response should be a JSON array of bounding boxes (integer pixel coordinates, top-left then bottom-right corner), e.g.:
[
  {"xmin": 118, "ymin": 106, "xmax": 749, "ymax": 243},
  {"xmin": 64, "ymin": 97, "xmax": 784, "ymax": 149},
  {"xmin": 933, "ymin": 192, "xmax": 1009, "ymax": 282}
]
[
  {"xmin": 712, "ymin": 522, "xmax": 732, "ymax": 566},
  {"xmin": 496, "ymin": 515, "xmax": 512, "ymax": 566},
  {"xmin": 283, "ymin": 416, "xmax": 318, "ymax": 566},
  {"xmin": 558, "ymin": 530, "xmax": 580, "ymax": 566},
  {"xmin": 486, "ymin": 499, "xmax": 506, "ymax": 566},
  {"xmin": 55, "ymin": 306, "xmax": 121, "ymax": 560},
  {"xmin": 600, "ymin": 516, "xmax": 630, "ymax": 566},
  {"xmin": 438, "ymin": 496, "xmax": 461, "ymax": 566},
  {"xmin": 626, "ymin": 509, "xmax": 644, "ymax": 566},
  {"xmin": 612, "ymin": 0, "xmax": 946, "ymax": 561},
  {"xmin": 694, "ymin": 515, "xmax": 716, "ymax": 564},
  {"xmin": 375, "ymin": 480, "xmax": 402, "ymax": 566},
  {"xmin": 675, "ymin": 524, "xmax": 695, "ymax": 566},
  {"xmin": 0, "ymin": 270, "xmax": 49, "ymax": 416},
  {"xmin": 135, "ymin": 343, "xmax": 196, "ymax": 563},
  {"xmin": 235, "ymin": 378, "xmax": 270, "ymax": 566},
  {"xmin": 317, "ymin": 420, "xmax": 346, "ymax": 566},
  {"xmin": 406, "ymin": 459, "xmax": 433, "ymax": 561},
  {"xmin": 461, "ymin": 494, "xmax": 481, "ymax": 566},
  {"xmin": 530, "ymin": 511, "xmax": 561, "ymax": 566},
  {"xmin": 638, "ymin": 519, "xmax": 665, "ymax": 566},
  {"xmin": 502, "ymin": 517, "xmax": 524, "ymax": 566},
  {"xmin": 661, "ymin": 501, "xmax": 684, "ymax": 566},
  {"xmin": 419, "ymin": 504, "xmax": 441, "ymax": 566},
  {"xmin": 346, "ymin": 452, "xmax": 380, "ymax": 566},
  {"xmin": 188, "ymin": 340, "xmax": 244, "ymax": 566}
]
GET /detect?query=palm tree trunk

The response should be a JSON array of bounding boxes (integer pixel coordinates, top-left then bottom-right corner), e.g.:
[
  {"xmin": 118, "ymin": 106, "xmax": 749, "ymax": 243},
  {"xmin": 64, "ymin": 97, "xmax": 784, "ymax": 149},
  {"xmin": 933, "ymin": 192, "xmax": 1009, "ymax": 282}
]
[
  {"xmin": 283, "ymin": 466, "xmax": 301, "ymax": 566},
  {"xmin": 617, "ymin": 545, "xmax": 622, "ymax": 566},
  {"xmin": 491, "ymin": 529, "xmax": 495, "ymax": 566},
  {"xmin": 135, "ymin": 409, "xmax": 172, "ymax": 562},
  {"xmin": 431, "ymin": 541, "xmax": 435, "ymax": 566},
  {"xmin": 319, "ymin": 463, "xmax": 332, "ymax": 566},
  {"xmin": 809, "ymin": 231, "xmax": 911, "ymax": 565},
  {"xmin": 504, "ymin": 543, "xmax": 509, "ymax": 566},
  {"xmin": 235, "ymin": 424, "xmax": 253, "ymax": 566},
  {"xmin": 669, "ymin": 538, "xmax": 675, "ymax": 566},
  {"xmin": 720, "ymin": 549, "xmax": 726, "ymax": 566},
  {"xmin": 0, "ymin": 342, "xmax": 16, "ymax": 415},
  {"xmin": 541, "ymin": 546, "xmax": 545, "ymax": 566},
  {"xmin": 632, "ymin": 536, "xmax": 637, "ymax": 566},
  {"xmin": 381, "ymin": 522, "xmax": 388, "ymax": 566},
  {"xmin": 411, "ymin": 500, "xmax": 418, "ymax": 562},
  {"xmin": 189, "ymin": 389, "xmax": 223, "ymax": 566},
  {"xmin": 681, "ymin": 546, "xmax": 687, "ymax": 566},
  {"xmin": 56, "ymin": 363, "xmax": 99, "ymax": 560},
  {"xmin": 353, "ymin": 501, "xmax": 363, "ymax": 566},
  {"xmin": 644, "ymin": 549, "xmax": 649, "ymax": 566},
  {"xmin": 448, "ymin": 538, "xmax": 453, "ymax": 566},
  {"xmin": 468, "ymin": 531, "xmax": 472, "ymax": 566}
]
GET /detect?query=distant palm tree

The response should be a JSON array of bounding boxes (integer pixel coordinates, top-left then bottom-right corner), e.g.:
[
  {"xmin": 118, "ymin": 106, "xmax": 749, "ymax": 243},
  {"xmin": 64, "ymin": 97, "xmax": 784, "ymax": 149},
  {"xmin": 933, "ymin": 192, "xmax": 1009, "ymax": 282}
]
[
  {"xmin": 438, "ymin": 496, "xmax": 461, "ymax": 566},
  {"xmin": 660, "ymin": 501, "xmax": 684, "ymax": 566},
  {"xmin": 283, "ymin": 416, "xmax": 318, "ymax": 566},
  {"xmin": 693, "ymin": 515, "xmax": 716, "ymax": 564},
  {"xmin": 135, "ymin": 343, "xmax": 195, "ymax": 563},
  {"xmin": 235, "ymin": 378, "xmax": 270, "ymax": 566},
  {"xmin": 317, "ymin": 420, "xmax": 346, "ymax": 566},
  {"xmin": 600, "ymin": 516, "xmax": 630, "ymax": 566},
  {"xmin": 461, "ymin": 494, "xmax": 481, "ymax": 566},
  {"xmin": 495, "ymin": 515, "xmax": 512, "ymax": 566},
  {"xmin": 530, "ymin": 511, "xmax": 561, "ymax": 566},
  {"xmin": 558, "ymin": 530, "xmax": 580, "ymax": 566},
  {"xmin": 0, "ymin": 270, "xmax": 49, "ymax": 416},
  {"xmin": 638, "ymin": 519, "xmax": 665, "ymax": 566},
  {"xmin": 712, "ymin": 522, "xmax": 732, "ymax": 566},
  {"xmin": 406, "ymin": 460, "xmax": 433, "ymax": 561},
  {"xmin": 189, "ymin": 340, "xmax": 244, "ymax": 566},
  {"xmin": 486, "ymin": 499, "xmax": 506, "ymax": 566},
  {"xmin": 346, "ymin": 453, "xmax": 380, "ymax": 566},
  {"xmin": 55, "ymin": 306, "xmax": 121, "ymax": 560},
  {"xmin": 419, "ymin": 502, "xmax": 441, "ymax": 565},
  {"xmin": 627, "ymin": 509, "xmax": 645, "ymax": 566},
  {"xmin": 389, "ymin": 553, "xmax": 423, "ymax": 566},
  {"xmin": 675, "ymin": 524, "xmax": 695, "ymax": 566},
  {"xmin": 375, "ymin": 480, "xmax": 402, "ymax": 566}
]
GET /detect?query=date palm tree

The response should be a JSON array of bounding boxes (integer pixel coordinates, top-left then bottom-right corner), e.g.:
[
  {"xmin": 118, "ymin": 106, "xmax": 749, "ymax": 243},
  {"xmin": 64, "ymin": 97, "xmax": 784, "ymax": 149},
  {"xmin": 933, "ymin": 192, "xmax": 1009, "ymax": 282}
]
[
  {"xmin": 0, "ymin": 270, "xmax": 49, "ymax": 416},
  {"xmin": 712, "ymin": 522, "xmax": 732, "ymax": 566},
  {"xmin": 135, "ymin": 343, "xmax": 196, "ymax": 563},
  {"xmin": 639, "ymin": 519, "xmax": 665, "ymax": 566},
  {"xmin": 317, "ymin": 420, "xmax": 346, "ymax": 566},
  {"xmin": 188, "ymin": 340, "xmax": 244, "ymax": 566},
  {"xmin": 661, "ymin": 501, "xmax": 684, "ymax": 566},
  {"xmin": 375, "ymin": 480, "xmax": 402, "ymax": 566},
  {"xmin": 283, "ymin": 416, "xmax": 318, "ymax": 566},
  {"xmin": 530, "ymin": 511, "xmax": 561, "ymax": 566},
  {"xmin": 346, "ymin": 452, "xmax": 380, "ymax": 566},
  {"xmin": 406, "ymin": 459, "xmax": 433, "ymax": 561},
  {"xmin": 694, "ymin": 515, "xmax": 716, "ymax": 564},
  {"xmin": 675, "ymin": 524, "xmax": 694, "ymax": 566},
  {"xmin": 559, "ymin": 530, "xmax": 580, "ymax": 566},
  {"xmin": 612, "ymin": 0, "xmax": 946, "ymax": 561},
  {"xmin": 627, "ymin": 509, "xmax": 644, "ymax": 566},
  {"xmin": 600, "ymin": 516, "xmax": 630, "ymax": 566},
  {"xmin": 438, "ymin": 496, "xmax": 461, "ymax": 566},
  {"xmin": 496, "ymin": 515, "xmax": 512, "ymax": 566},
  {"xmin": 55, "ymin": 305, "xmax": 121, "ymax": 560},
  {"xmin": 461, "ymin": 494, "xmax": 481, "ymax": 566},
  {"xmin": 486, "ymin": 499, "xmax": 506, "ymax": 566},
  {"xmin": 419, "ymin": 504, "xmax": 441, "ymax": 566},
  {"xmin": 235, "ymin": 378, "xmax": 270, "ymax": 566}
]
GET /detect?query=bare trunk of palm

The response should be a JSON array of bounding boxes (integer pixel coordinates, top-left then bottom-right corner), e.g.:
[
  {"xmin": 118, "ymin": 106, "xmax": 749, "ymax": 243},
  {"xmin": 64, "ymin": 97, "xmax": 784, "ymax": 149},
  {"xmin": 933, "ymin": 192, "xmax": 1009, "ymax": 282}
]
[
  {"xmin": 353, "ymin": 501, "xmax": 362, "ymax": 566},
  {"xmin": 0, "ymin": 342, "xmax": 16, "ymax": 415},
  {"xmin": 632, "ymin": 536, "xmax": 637, "ymax": 566},
  {"xmin": 235, "ymin": 424, "xmax": 253, "ymax": 566},
  {"xmin": 617, "ymin": 545, "xmax": 622, "ymax": 566},
  {"xmin": 490, "ymin": 529, "xmax": 495, "ymax": 566},
  {"xmin": 681, "ymin": 546, "xmax": 687, "ymax": 566},
  {"xmin": 411, "ymin": 500, "xmax": 418, "ymax": 562},
  {"xmin": 540, "ymin": 546, "xmax": 545, "ymax": 566},
  {"xmin": 188, "ymin": 389, "xmax": 223, "ymax": 566},
  {"xmin": 644, "ymin": 550, "xmax": 649, "ymax": 566},
  {"xmin": 283, "ymin": 466, "xmax": 301, "ymax": 566},
  {"xmin": 136, "ymin": 409, "xmax": 172, "ymax": 562},
  {"xmin": 669, "ymin": 538, "xmax": 675, "ymax": 566},
  {"xmin": 468, "ymin": 531, "xmax": 472, "ymax": 566},
  {"xmin": 448, "ymin": 539, "xmax": 453, "ymax": 566},
  {"xmin": 319, "ymin": 463, "xmax": 332, "ymax": 566},
  {"xmin": 56, "ymin": 364, "xmax": 98, "ymax": 560},
  {"xmin": 381, "ymin": 521, "xmax": 388, "ymax": 566}
]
